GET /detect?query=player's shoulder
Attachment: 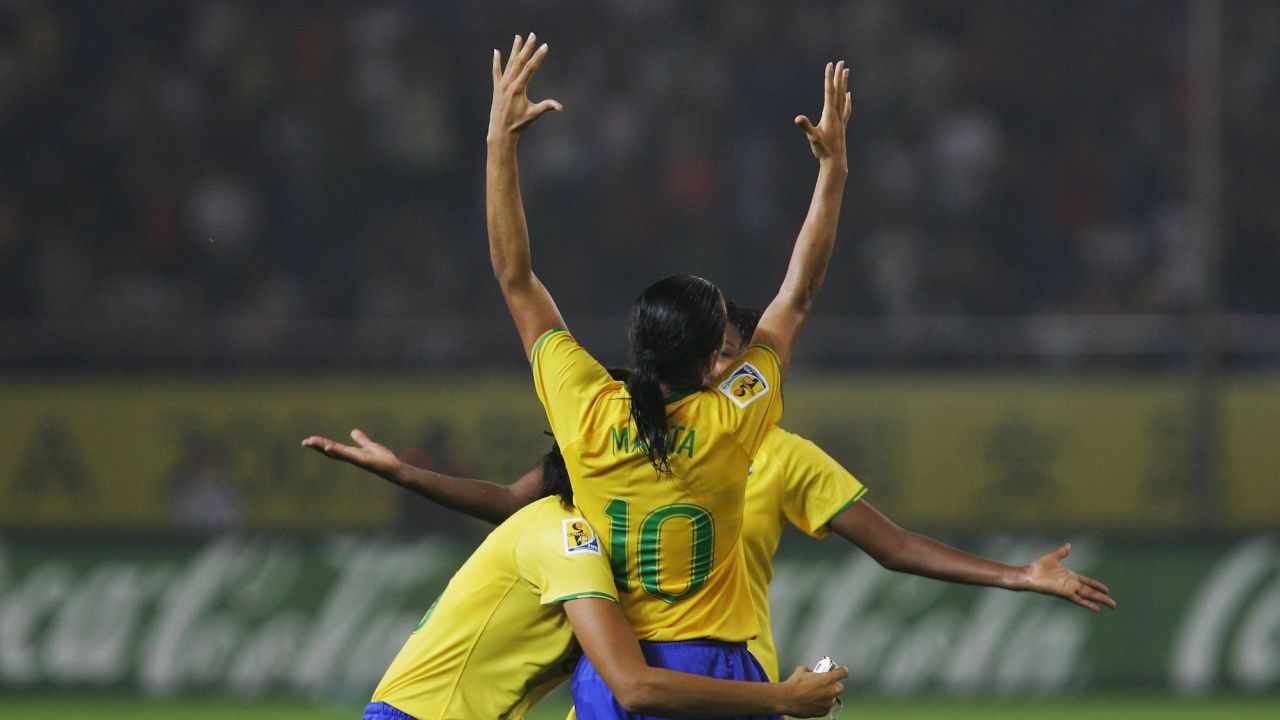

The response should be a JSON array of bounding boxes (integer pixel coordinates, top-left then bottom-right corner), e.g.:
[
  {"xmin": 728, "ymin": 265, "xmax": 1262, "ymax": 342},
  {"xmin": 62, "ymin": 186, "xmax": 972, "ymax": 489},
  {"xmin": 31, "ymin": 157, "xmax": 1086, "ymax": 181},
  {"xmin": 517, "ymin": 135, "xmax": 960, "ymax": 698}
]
[
  {"xmin": 514, "ymin": 495, "xmax": 576, "ymax": 530},
  {"xmin": 761, "ymin": 426, "xmax": 842, "ymax": 479},
  {"xmin": 712, "ymin": 345, "xmax": 781, "ymax": 411},
  {"xmin": 753, "ymin": 426, "xmax": 811, "ymax": 476},
  {"xmin": 751, "ymin": 425, "xmax": 787, "ymax": 467},
  {"xmin": 515, "ymin": 497, "xmax": 604, "ymax": 559},
  {"xmin": 529, "ymin": 326, "xmax": 576, "ymax": 366},
  {"xmin": 500, "ymin": 496, "xmax": 563, "ymax": 546},
  {"xmin": 761, "ymin": 425, "xmax": 814, "ymax": 454},
  {"xmin": 744, "ymin": 344, "xmax": 784, "ymax": 378}
]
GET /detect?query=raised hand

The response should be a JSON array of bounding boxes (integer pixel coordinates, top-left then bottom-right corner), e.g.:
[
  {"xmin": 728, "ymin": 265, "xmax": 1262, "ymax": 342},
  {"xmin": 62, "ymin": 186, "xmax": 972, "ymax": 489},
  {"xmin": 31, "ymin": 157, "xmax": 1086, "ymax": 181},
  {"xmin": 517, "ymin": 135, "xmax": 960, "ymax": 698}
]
[
  {"xmin": 1022, "ymin": 543, "xmax": 1117, "ymax": 612},
  {"xmin": 301, "ymin": 429, "xmax": 403, "ymax": 480},
  {"xmin": 488, "ymin": 32, "xmax": 563, "ymax": 141},
  {"xmin": 781, "ymin": 664, "xmax": 848, "ymax": 718},
  {"xmin": 794, "ymin": 60, "xmax": 852, "ymax": 166}
]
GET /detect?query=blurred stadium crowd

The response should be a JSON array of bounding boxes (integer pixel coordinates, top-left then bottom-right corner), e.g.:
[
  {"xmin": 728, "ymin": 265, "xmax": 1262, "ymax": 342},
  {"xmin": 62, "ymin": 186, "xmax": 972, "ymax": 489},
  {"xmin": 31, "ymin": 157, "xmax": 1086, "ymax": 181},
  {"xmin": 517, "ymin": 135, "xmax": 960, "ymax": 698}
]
[{"xmin": 0, "ymin": 0, "xmax": 1276, "ymax": 368}]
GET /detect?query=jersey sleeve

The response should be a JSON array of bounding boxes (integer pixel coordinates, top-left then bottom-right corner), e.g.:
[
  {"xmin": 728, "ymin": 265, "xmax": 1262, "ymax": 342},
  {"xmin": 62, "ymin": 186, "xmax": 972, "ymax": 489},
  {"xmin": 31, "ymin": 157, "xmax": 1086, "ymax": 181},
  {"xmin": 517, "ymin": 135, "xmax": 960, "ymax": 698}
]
[
  {"xmin": 717, "ymin": 344, "xmax": 786, "ymax": 457},
  {"xmin": 530, "ymin": 328, "xmax": 613, "ymax": 447},
  {"xmin": 515, "ymin": 505, "xmax": 619, "ymax": 605},
  {"xmin": 778, "ymin": 433, "xmax": 867, "ymax": 538}
]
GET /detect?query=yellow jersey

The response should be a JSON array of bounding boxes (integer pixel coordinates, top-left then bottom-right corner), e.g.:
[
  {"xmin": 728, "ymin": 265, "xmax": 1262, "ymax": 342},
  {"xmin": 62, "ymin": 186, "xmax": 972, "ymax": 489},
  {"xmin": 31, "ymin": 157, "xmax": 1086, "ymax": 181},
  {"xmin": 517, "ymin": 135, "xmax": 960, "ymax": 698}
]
[
  {"xmin": 740, "ymin": 426, "xmax": 866, "ymax": 679},
  {"xmin": 531, "ymin": 328, "xmax": 784, "ymax": 642},
  {"xmin": 372, "ymin": 496, "xmax": 617, "ymax": 720}
]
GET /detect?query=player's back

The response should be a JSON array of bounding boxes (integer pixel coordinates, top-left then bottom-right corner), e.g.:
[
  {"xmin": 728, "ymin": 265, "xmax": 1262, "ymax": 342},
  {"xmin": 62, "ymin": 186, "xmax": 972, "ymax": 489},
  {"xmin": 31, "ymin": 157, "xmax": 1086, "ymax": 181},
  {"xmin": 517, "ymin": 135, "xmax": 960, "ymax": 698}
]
[
  {"xmin": 371, "ymin": 496, "xmax": 614, "ymax": 720},
  {"xmin": 531, "ymin": 328, "xmax": 784, "ymax": 642}
]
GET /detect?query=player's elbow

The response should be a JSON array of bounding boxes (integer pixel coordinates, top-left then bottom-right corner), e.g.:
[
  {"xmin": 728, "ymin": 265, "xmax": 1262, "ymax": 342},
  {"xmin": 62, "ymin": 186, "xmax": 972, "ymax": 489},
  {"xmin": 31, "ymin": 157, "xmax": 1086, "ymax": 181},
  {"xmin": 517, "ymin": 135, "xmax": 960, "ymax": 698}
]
[
  {"xmin": 777, "ymin": 284, "xmax": 818, "ymax": 318},
  {"xmin": 494, "ymin": 267, "xmax": 537, "ymax": 295},
  {"xmin": 874, "ymin": 531, "xmax": 916, "ymax": 573},
  {"xmin": 791, "ymin": 292, "xmax": 816, "ymax": 317},
  {"xmin": 494, "ymin": 493, "xmax": 525, "ymax": 523},
  {"xmin": 491, "ymin": 263, "xmax": 522, "ymax": 286},
  {"xmin": 611, "ymin": 674, "xmax": 666, "ymax": 715},
  {"xmin": 876, "ymin": 549, "xmax": 909, "ymax": 572}
]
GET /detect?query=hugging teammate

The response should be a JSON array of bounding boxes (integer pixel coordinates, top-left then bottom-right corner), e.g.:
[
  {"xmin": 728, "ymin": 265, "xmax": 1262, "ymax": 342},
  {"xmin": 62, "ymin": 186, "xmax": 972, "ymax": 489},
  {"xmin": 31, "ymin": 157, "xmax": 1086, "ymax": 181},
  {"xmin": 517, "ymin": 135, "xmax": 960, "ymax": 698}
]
[
  {"xmin": 307, "ymin": 34, "xmax": 851, "ymax": 720},
  {"xmin": 329, "ymin": 372, "xmax": 843, "ymax": 720},
  {"xmin": 309, "ymin": 301, "xmax": 1114, "ymax": 694},
  {"xmin": 485, "ymin": 32, "xmax": 849, "ymax": 719},
  {"xmin": 305, "ymin": 31, "xmax": 1112, "ymax": 720}
]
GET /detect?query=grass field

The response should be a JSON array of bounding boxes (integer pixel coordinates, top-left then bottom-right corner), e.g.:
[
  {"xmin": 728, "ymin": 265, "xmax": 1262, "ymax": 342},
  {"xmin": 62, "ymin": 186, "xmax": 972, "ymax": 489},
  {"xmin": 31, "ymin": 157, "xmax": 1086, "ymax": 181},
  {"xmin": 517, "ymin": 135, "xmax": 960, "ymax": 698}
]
[{"xmin": 5, "ymin": 695, "xmax": 1280, "ymax": 720}]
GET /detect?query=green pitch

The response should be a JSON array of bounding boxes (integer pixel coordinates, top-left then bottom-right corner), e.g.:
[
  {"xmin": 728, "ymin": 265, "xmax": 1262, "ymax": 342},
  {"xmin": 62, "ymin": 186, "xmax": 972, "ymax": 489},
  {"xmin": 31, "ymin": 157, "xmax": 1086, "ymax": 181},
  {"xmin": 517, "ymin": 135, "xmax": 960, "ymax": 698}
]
[{"xmin": 4, "ymin": 695, "xmax": 1280, "ymax": 719}]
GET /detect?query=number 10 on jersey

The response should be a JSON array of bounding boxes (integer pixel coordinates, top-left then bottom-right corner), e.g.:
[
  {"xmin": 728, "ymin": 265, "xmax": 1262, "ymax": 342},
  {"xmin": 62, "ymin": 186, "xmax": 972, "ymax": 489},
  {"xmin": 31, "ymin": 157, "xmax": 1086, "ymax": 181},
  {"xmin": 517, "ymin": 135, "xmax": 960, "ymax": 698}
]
[{"xmin": 603, "ymin": 497, "xmax": 716, "ymax": 603}]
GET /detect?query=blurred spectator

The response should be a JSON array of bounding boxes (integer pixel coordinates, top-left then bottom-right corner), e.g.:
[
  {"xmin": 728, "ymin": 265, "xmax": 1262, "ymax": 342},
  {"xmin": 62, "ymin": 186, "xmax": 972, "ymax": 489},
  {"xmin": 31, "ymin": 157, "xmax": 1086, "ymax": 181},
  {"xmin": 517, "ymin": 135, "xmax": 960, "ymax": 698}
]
[
  {"xmin": 169, "ymin": 438, "xmax": 244, "ymax": 533},
  {"xmin": 0, "ymin": 0, "xmax": 1275, "ymax": 366}
]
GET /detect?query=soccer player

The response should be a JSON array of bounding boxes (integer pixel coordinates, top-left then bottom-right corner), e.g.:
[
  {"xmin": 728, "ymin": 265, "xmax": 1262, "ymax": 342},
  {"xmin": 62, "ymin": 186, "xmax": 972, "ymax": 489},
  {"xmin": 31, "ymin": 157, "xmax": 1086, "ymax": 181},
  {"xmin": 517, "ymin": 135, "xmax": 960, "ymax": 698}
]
[
  {"xmin": 705, "ymin": 303, "xmax": 1116, "ymax": 677},
  {"xmin": 342, "ymin": 438, "xmax": 847, "ymax": 720},
  {"xmin": 306, "ymin": 308, "xmax": 1115, "ymax": 688},
  {"xmin": 485, "ymin": 32, "xmax": 850, "ymax": 718}
]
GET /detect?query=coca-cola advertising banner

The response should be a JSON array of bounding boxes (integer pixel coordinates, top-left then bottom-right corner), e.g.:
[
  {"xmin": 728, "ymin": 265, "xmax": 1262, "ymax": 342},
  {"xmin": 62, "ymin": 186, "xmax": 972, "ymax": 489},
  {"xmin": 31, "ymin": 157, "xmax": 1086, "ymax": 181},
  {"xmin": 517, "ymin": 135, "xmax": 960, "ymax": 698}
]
[{"xmin": 2, "ymin": 534, "xmax": 1277, "ymax": 697}]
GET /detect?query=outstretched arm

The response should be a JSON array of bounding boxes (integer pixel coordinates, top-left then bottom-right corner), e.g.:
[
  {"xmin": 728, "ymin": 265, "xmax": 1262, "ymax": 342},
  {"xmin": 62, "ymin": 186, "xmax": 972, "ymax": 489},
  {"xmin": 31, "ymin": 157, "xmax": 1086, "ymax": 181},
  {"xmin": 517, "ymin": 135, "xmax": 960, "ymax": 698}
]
[
  {"xmin": 301, "ymin": 430, "xmax": 541, "ymax": 525},
  {"xmin": 563, "ymin": 597, "xmax": 846, "ymax": 718},
  {"xmin": 487, "ymin": 33, "xmax": 567, "ymax": 357},
  {"xmin": 752, "ymin": 61, "xmax": 852, "ymax": 372},
  {"xmin": 828, "ymin": 500, "xmax": 1117, "ymax": 612}
]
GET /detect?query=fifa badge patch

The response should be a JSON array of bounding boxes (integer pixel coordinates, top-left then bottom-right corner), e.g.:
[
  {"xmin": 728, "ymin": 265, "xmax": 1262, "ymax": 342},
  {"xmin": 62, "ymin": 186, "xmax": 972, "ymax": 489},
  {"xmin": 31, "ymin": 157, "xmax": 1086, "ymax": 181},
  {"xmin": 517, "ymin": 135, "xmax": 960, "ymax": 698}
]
[
  {"xmin": 718, "ymin": 362, "xmax": 770, "ymax": 408},
  {"xmin": 563, "ymin": 518, "xmax": 601, "ymax": 556}
]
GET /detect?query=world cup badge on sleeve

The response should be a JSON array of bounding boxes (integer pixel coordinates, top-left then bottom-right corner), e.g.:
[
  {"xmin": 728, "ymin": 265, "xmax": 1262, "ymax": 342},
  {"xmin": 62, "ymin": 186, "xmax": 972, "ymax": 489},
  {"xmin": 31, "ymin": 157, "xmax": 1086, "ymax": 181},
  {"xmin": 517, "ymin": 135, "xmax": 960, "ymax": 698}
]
[
  {"xmin": 718, "ymin": 362, "xmax": 770, "ymax": 408},
  {"xmin": 563, "ymin": 518, "xmax": 601, "ymax": 556}
]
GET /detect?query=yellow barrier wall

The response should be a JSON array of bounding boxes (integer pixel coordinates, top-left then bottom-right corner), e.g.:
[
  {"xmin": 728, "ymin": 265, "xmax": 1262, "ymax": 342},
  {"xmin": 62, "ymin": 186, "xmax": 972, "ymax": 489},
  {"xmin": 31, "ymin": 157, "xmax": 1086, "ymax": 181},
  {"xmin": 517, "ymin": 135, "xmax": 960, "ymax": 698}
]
[{"xmin": 1, "ymin": 374, "xmax": 1275, "ymax": 530}]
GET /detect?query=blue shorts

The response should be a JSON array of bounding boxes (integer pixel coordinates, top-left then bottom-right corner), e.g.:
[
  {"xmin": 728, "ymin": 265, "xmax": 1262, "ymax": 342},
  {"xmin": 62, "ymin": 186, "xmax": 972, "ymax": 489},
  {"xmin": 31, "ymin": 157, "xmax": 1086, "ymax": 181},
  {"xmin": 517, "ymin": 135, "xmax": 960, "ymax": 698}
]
[
  {"xmin": 361, "ymin": 701, "xmax": 416, "ymax": 720},
  {"xmin": 571, "ymin": 639, "xmax": 779, "ymax": 720}
]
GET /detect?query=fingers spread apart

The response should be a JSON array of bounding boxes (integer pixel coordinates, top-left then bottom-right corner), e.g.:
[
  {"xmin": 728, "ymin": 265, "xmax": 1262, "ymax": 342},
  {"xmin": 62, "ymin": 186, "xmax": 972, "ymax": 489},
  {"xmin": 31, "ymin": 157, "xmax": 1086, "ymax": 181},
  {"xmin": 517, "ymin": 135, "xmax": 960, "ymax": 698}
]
[
  {"xmin": 516, "ymin": 42, "xmax": 550, "ymax": 89},
  {"xmin": 503, "ymin": 33, "xmax": 539, "ymax": 80}
]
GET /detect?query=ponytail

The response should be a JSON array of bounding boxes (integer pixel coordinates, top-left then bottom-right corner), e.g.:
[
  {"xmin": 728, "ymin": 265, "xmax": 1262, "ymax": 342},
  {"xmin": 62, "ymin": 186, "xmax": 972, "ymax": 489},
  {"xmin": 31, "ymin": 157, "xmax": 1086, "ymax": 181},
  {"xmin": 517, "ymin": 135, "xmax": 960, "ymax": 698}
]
[
  {"xmin": 625, "ymin": 275, "xmax": 726, "ymax": 478},
  {"xmin": 626, "ymin": 352, "xmax": 675, "ymax": 476}
]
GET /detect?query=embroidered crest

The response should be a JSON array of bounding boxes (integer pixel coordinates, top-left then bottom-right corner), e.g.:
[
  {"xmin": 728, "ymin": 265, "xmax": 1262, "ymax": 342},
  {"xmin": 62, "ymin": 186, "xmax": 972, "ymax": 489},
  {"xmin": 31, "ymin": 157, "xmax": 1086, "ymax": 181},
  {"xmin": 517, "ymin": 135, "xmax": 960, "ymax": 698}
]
[
  {"xmin": 563, "ymin": 518, "xmax": 601, "ymax": 556},
  {"xmin": 718, "ymin": 362, "xmax": 770, "ymax": 408}
]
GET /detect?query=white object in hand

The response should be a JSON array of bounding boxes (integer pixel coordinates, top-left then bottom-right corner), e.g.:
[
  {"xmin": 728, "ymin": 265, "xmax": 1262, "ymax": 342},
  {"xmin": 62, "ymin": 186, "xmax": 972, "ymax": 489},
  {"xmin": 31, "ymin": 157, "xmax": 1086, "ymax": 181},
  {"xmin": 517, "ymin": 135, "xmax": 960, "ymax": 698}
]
[{"xmin": 811, "ymin": 656, "xmax": 842, "ymax": 718}]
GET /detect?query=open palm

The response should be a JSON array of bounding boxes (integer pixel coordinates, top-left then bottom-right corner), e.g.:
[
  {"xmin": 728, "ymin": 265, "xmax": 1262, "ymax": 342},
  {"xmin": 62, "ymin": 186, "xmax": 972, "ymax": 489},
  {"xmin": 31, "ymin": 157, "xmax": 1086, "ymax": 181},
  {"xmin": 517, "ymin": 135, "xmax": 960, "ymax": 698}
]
[
  {"xmin": 488, "ymin": 32, "xmax": 562, "ymax": 140},
  {"xmin": 795, "ymin": 60, "xmax": 852, "ymax": 163},
  {"xmin": 1023, "ymin": 543, "xmax": 1117, "ymax": 612},
  {"xmin": 301, "ymin": 429, "xmax": 402, "ymax": 480}
]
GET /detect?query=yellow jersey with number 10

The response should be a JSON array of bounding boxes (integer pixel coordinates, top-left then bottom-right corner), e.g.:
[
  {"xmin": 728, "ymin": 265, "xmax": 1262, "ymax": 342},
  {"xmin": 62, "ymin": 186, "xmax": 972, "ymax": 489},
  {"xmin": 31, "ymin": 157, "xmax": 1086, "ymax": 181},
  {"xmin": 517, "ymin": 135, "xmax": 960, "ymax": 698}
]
[{"xmin": 531, "ymin": 328, "xmax": 784, "ymax": 642}]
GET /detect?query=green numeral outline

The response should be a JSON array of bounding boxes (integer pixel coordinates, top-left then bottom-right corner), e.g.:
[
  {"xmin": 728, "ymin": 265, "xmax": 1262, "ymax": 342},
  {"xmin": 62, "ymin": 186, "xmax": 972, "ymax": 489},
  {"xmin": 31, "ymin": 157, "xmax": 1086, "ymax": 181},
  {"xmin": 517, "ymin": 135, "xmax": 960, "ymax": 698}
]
[
  {"xmin": 604, "ymin": 497, "xmax": 631, "ymax": 592},
  {"xmin": 605, "ymin": 498, "xmax": 714, "ymax": 603}
]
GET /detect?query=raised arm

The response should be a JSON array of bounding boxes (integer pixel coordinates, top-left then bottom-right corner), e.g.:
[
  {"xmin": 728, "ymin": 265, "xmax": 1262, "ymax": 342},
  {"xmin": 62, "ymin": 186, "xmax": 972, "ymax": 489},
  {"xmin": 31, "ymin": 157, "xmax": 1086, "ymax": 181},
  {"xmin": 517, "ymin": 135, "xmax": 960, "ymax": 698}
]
[
  {"xmin": 487, "ymin": 33, "xmax": 567, "ymax": 357},
  {"xmin": 563, "ymin": 597, "xmax": 845, "ymax": 718},
  {"xmin": 752, "ymin": 61, "xmax": 852, "ymax": 372},
  {"xmin": 828, "ymin": 500, "xmax": 1117, "ymax": 612},
  {"xmin": 302, "ymin": 429, "xmax": 541, "ymax": 524}
]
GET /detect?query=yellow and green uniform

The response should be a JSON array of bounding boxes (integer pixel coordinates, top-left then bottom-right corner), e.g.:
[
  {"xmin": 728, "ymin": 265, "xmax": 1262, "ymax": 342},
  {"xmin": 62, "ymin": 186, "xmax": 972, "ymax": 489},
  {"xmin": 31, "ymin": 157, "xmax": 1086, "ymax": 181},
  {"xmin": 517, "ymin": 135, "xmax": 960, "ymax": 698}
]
[
  {"xmin": 559, "ymin": 427, "xmax": 868, "ymax": 719},
  {"xmin": 531, "ymin": 328, "xmax": 784, "ymax": 642},
  {"xmin": 372, "ymin": 496, "xmax": 616, "ymax": 720},
  {"xmin": 740, "ymin": 426, "xmax": 867, "ymax": 679}
]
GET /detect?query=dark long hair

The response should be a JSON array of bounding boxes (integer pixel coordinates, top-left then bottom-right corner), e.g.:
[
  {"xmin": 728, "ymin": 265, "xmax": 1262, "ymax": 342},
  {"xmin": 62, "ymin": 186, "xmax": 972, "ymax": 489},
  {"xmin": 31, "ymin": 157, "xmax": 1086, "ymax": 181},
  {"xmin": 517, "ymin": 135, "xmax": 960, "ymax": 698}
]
[
  {"xmin": 540, "ymin": 439, "xmax": 574, "ymax": 509},
  {"xmin": 625, "ymin": 274, "xmax": 726, "ymax": 477}
]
